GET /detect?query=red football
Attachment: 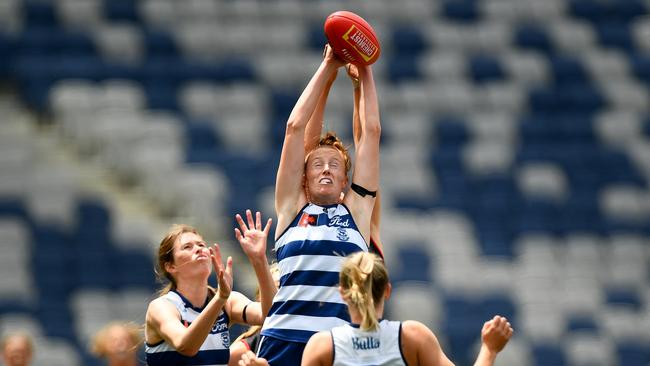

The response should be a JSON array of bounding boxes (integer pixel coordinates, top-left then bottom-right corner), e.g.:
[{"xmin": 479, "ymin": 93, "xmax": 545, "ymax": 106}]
[{"xmin": 324, "ymin": 11, "xmax": 381, "ymax": 66}]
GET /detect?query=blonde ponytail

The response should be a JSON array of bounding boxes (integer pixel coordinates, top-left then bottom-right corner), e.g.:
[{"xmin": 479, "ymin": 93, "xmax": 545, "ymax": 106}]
[{"xmin": 340, "ymin": 252, "xmax": 389, "ymax": 331}]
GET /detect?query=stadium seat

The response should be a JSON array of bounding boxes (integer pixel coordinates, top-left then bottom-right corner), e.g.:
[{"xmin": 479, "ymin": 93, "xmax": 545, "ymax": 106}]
[{"xmin": 2, "ymin": 0, "xmax": 650, "ymax": 363}]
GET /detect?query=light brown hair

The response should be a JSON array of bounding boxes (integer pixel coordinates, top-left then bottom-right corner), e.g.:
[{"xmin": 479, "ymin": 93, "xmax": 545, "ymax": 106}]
[
  {"xmin": 155, "ymin": 224, "xmax": 199, "ymax": 296},
  {"xmin": 339, "ymin": 252, "xmax": 389, "ymax": 331}
]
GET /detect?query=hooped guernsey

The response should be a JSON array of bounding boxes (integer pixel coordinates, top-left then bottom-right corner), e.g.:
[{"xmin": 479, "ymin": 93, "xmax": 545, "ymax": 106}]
[
  {"xmin": 145, "ymin": 290, "xmax": 231, "ymax": 366},
  {"xmin": 261, "ymin": 203, "xmax": 369, "ymax": 343}
]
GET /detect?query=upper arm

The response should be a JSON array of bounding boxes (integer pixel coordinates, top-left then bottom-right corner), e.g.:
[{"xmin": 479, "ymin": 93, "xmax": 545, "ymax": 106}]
[
  {"xmin": 227, "ymin": 292, "xmax": 260, "ymax": 326},
  {"xmin": 301, "ymin": 332, "xmax": 333, "ymax": 366},
  {"xmin": 350, "ymin": 66, "xmax": 381, "ymax": 192},
  {"xmin": 275, "ymin": 121, "xmax": 308, "ymax": 234},
  {"xmin": 146, "ymin": 298, "xmax": 186, "ymax": 350},
  {"xmin": 401, "ymin": 321, "xmax": 454, "ymax": 366},
  {"xmin": 276, "ymin": 62, "xmax": 339, "ymax": 234},
  {"xmin": 344, "ymin": 67, "xmax": 381, "ymax": 241}
]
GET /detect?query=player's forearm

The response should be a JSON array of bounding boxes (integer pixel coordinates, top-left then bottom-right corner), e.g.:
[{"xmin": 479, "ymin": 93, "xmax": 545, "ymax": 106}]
[
  {"xmin": 358, "ymin": 67, "xmax": 380, "ymax": 139},
  {"xmin": 352, "ymin": 84, "xmax": 361, "ymax": 146},
  {"xmin": 251, "ymin": 259, "xmax": 277, "ymax": 317},
  {"xmin": 287, "ymin": 62, "xmax": 338, "ymax": 131},
  {"xmin": 305, "ymin": 77, "xmax": 336, "ymax": 152},
  {"xmin": 176, "ymin": 296, "xmax": 228, "ymax": 356},
  {"xmin": 473, "ymin": 344, "xmax": 498, "ymax": 366}
]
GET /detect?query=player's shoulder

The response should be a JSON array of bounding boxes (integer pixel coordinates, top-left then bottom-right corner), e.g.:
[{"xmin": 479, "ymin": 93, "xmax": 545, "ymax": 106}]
[
  {"xmin": 303, "ymin": 331, "xmax": 334, "ymax": 365},
  {"xmin": 401, "ymin": 320, "xmax": 438, "ymax": 344},
  {"xmin": 309, "ymin": 330, "xmax": 333, "ymax": 345},
  {"xmin": 147, "ymin": 295, "xmax": 177, "ymax": 314}
]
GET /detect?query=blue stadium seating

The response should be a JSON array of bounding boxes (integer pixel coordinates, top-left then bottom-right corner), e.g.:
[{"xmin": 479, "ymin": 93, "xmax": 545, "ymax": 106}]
[
  {"xmin": 532, "ymin": 343, "xmax": 567, "ymax": 366},
  {"xmin": 442, "ymin": 0, "xmax": 479, "ymax": 23},
  {"xmin": 1, "ymin": 0, "xmax": 650, "ymax": 364}
]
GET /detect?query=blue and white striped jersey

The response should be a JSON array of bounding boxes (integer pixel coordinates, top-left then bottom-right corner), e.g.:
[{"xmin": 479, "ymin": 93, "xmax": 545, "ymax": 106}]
[
  {"xmin": 145, "ymin": 290, "xmax": 230, "ymax": 366},
  {"xmin": 331, "ymin": 320, "xmax": 406, "ymax": 366},
  {"xmin": 261, "ymin": 203, "xmax": 368, "ymax": 343}
]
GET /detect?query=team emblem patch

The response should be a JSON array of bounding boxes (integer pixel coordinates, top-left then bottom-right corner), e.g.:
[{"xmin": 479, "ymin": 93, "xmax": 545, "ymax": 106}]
[
  {"xmin": 221, "ymin": 331, "xmax": 230, "ymax": 346},
  {"xmin": 337, "ymin": 228, "xmax": 349, "ymax": 242}
]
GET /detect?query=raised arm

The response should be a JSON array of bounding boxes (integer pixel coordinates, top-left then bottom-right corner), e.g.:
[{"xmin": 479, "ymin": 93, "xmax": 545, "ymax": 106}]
[
  {"xmin": 145, "ymin": 246, "xmax": 232, "ymax": 356},
  {"xmin": 275, "ymin": 45, "xmax": 343, "ymax": 236},
  {"xmin": 401, "ymin": 316, "xmax": 512, "ymax": 366},
  {"xmin": 230, "ymin": 210, "xmax": 276, "ymax": 324},
  {"xmin": 347, "ymin": 64, "xmax": 383, "ymax": 255},
  {"xmin": 343, "ymin": 64, "xmax": 381, "ymax": 243},
  {"xmin": 473, "ymin": 316, "xmax": 513, "ymax": 366},
  {"xmin": 304, "ymin": 63, "xmax": 338, "ymax": 154}
]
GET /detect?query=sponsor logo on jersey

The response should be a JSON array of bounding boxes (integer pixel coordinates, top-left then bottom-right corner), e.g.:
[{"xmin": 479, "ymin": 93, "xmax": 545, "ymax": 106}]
[
  {"xmin": 352, "ymin": 336, "xmax": 380, "ymax": 350},
  {"xmin": 329, "ymin": 215, "xmax": 350, "ymax": 228}
]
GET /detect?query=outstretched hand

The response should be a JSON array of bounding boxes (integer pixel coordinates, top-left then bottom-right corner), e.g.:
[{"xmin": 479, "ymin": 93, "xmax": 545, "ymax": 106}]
[
  {"xmin": 210, "ymin": 243, "xmax": 233, "ymax": 300},
  {"xmin": 346, "ymin": 63, "xmax": 360, "ymax": 86},
  {"xmin": 235, "ymin": 210, "xmax": 273, "ymax": 263},
  {"xmin": 481, "ymin": 315, "xmax": 513, "ymax": 353},
  {"xmin": 323, "ymin": 44, "xmax": 345, "ymax": 69}
]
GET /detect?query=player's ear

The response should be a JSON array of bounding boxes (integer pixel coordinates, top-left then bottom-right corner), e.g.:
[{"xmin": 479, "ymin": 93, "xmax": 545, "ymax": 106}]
[
  {"xmin": 384, "ymin": 282, "xmax": 392, "ymax": 300},
  {"xmin": 165, "ymin": 261, "xmax": 176, "ymax": 274}
]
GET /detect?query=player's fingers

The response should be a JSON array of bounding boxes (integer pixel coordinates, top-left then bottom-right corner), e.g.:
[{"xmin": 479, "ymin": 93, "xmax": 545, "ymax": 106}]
[
  {"xmin": 263, "ymin": 218, "xmax": 272, "ymax": 236},
  {"xmin": 210, "ymin": 245, "xmax": 223, "ymax": 271},
  {"xmin": 236, "ymin": 213, "xmax": 247, "ymax": 233},
  {"xmin": 226, "ymin": 256, "xmax": 233, "ymax": 276},
  {"xmin": 246, "ymin": 209, "xmax": 255, "ymax": 230},
  {"xmin": 255, "ymin": 211, "xmax": 262, "ymax": 230},
  {"xmin": 211, "ymin": 244, "xmax": 224, "ymax": 264}
]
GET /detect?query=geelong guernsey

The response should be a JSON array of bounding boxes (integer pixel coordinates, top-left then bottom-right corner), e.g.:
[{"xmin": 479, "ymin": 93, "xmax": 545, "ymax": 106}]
[
  {"xmin": 331, "ymin": 320, "xmax": 406, "ymax": 366},
  {"xmin": 145, "ymin": 290, "xmax": 230, "ymax": 366},
  {"xmin": 261, "ymin": 203, "xmax": 368, "ymax": 343}
]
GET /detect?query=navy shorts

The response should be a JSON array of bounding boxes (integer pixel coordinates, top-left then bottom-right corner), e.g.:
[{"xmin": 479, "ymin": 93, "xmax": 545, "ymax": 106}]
[{"xmin": 257, "ymin": 336, "xmax": 306, "ymax": 366}]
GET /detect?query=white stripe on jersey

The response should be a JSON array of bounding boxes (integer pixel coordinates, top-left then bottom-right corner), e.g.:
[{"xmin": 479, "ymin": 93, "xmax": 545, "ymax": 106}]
[
  {"xmin": 145, "ymin": 291, "xmax": 230, "ymax": 366},
  {"xmin": 263, "ymin": 314, "xmax": 350, "ymax": 333},
  {"xmin": 263, "ymin": 203, "xmax": 368, "ymax": 343},
  {"xmin": 278, "ymin": 254, "xmax": 348, "ymax": 274},
  {"xmin": 277, "ymin": 226, "xmax": 366, "ymax": 251},
  {"xmin": 272, "ymin": 284, "xmax": 344, "ymax": 304}
]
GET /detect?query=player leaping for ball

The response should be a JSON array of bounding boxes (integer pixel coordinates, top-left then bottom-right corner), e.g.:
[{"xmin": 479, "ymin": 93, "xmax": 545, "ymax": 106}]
[
  {"xmin": 304, "ymin": 60, "xmax": 385, "ymax": 260},
  {"xmin": 255, "ymin": 44, "xmax": 381, "ymax": 365}
]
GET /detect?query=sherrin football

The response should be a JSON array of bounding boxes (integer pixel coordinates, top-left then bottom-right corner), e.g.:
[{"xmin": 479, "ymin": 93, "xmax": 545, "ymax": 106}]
[{"xmin": 324, "ymin": 11, "xmax": 381, "ymax": 66}]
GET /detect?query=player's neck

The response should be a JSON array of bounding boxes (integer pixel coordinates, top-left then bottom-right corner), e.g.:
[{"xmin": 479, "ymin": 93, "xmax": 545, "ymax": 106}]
[
  {"xmin": 309, "ymin": 193, "xmax": 342, "ymax": 206},
  {"xmin": 175, "ymin": 280, "xmax": 210, "ymax": 308},
  {"xmin": 348, "ymin": 303, "xmax": 385, "ymax": 325}
]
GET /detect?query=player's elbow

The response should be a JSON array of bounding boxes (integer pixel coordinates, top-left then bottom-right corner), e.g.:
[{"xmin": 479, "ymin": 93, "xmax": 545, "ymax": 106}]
[
  {"xmin": 175, "ymin": 342, "xmax": 201, "ymax": 357},
  {"xmin": 285, "ymin": 118, "xmax": 305, "ymax": 135},
  {"xmin": 364, "ymin": 119, "xmax": 381, "ymax": 140}
]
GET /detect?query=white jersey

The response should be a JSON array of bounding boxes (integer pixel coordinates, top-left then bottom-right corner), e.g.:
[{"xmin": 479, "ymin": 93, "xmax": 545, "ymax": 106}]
[
  {"xmin": 261, "ymin": 203, "xmax": 368, "ymax": 343},
  {"xmin": 145, "ymin": 290, "xmax": 230, "ymax": 366},
  {"xmin": 331, "ymin": 320, "xmax": 406, "ymax": 366}
]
